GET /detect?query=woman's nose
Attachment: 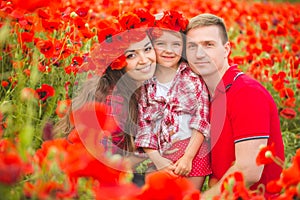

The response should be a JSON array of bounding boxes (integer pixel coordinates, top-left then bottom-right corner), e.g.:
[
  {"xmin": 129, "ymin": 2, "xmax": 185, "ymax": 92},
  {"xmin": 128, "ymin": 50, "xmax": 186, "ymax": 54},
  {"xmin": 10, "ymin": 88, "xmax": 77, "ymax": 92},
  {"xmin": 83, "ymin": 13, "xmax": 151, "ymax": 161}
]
[{"xmin": 138, "ymin": 53, "xmax": 147, "ymax": 64}]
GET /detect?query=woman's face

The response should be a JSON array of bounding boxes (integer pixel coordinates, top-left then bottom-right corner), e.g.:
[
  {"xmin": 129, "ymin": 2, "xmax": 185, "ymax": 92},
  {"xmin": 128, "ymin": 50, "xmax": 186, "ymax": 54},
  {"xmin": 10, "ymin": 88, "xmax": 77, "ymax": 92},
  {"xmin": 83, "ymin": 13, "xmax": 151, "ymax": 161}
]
[
  {"xmin": 153, "ymin": 30, "xmax": 183, "ymax": 69},
  {"xmin": 124, "ymin": 36, "xmax": 156, "ymax": 82}
]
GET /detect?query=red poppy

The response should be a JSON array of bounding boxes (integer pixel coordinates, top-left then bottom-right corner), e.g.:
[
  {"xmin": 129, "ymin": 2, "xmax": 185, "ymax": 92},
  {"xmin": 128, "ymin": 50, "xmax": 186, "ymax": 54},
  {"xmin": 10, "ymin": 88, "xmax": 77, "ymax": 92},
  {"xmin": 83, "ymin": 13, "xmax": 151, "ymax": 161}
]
[
  {"xmin": 1, "ymin": 80, "xmax": 9, "ymax": 88},
  {"xmin": 155, "ymin": 10, "xmax": 188, "ymax": 32},
  {"xmin": 220, "ymin": 172, "xmax": 253, "ymax": 199},
  {"xmin": 280, "ymin": 108, "xmax": 297, "ymax": 119},
  {"xmin": 133, "ymin": 8, "xmax": 155, "ymax": 27},
  {"xmin": 35, "ymin": 84, "xmax": 55, "ymax": 101},
  {"xmin": 279, "ymin": 87, "xmax": 294, "ymax": 99},
  {"xmin": 110, "ymin": 55, "xmax": 127, "ymax": 70},
  {"xmin": 55, "ymin": 99, "xmax": 71, "ymax": 118},
  {"xmin": 266, "ymin": 179, "xmax": 282, "ymax": 194},
  {"xmin": 20, "ymin": 87, "xmax": 39, "ymax": 101},
  {"xmin": 0, "ymin": 139, "xmax": 27, "ymax": 185},
  {"xmin": 75, "ymin": 7, "xmax": 89, "ymax": 18},
  {"xmin": 37, "ymin": 63, "xmax": 51, "ymax": 73},
  {"xmin": 11, "ymin": 0, "xmax": 52, "ymax": 12},
  {"xmin": 65, "ymin": 56, "xmax": 83, "ymax": 75},
  {"xmin": 20, "ymin": 31, "xmax": 34, "ymax": 43},
  {"xmin": 119, "ymin": 12, "xmax": 141, "ymax": 30},
  {"xmin": 282, "ymin": 97, "xmax": 296, "ymax": 108},
  {"xmin": 41, "ymin": 19, "xmax": 61, "ymax": 32},
  {"xmin": 23, "ymin": 68, "xmax": 30, "ymax": 77},
  {"xmin": 139, "ymin": 171, "xmax": 200, "ymax": 200},
  {"xmin": 37, "ymin": 8, "xmax": 50, "ymax": 19},
  {"xmin": 70, "ymin": 102, "xmax": 120, "ymax": 135},
  {"xmin": 23, "ymin": 180, "xmax": 67, "ymax": 199},
  {"xmin": 35, "ymin": 39, "xmax": 54, "ymax": 58},
  {"xmin": 280, "ymin": 149, "xmax": 300, "ymax": 189},
  {"xmin": 256, "ymin": 143, "xmax": 277, "ymax": 165}
]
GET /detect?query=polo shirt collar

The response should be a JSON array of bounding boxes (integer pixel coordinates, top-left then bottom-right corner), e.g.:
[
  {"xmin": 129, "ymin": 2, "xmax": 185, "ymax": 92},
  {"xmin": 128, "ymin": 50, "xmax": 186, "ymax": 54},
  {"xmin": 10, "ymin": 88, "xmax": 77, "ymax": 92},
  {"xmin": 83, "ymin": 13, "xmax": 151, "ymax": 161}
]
[{"xmin": 215, "ymin": 64, "xmax": 240, "ymax": 94}]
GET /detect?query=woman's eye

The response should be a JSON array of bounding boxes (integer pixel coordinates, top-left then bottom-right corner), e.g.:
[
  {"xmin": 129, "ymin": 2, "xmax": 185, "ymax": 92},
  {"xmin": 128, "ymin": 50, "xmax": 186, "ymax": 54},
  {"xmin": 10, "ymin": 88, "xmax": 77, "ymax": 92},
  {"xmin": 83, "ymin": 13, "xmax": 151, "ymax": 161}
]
[
  {"xmin": 126, "ymin": 53, "xmax": 135, "ymax": 59},
  {"xmin": 145, "ymin": 46, "xmax": 152, "ymax": 52}
]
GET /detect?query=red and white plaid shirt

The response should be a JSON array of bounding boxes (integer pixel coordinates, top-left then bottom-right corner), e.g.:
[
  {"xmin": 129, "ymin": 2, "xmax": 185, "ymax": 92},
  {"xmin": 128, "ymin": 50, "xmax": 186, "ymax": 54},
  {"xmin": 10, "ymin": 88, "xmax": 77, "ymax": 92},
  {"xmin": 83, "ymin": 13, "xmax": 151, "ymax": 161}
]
[{"xmin": 135, "ymin": 62, "xmax": 210, "ymax": 152}]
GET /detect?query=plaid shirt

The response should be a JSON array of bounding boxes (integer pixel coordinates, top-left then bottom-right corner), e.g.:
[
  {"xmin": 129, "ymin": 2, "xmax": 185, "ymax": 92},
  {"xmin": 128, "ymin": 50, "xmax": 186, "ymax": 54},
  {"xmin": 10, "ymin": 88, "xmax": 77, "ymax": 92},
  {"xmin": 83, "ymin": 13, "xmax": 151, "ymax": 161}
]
[{"xmin": 135, "ymin": 62, "xmax": 210, "ymax": 152}]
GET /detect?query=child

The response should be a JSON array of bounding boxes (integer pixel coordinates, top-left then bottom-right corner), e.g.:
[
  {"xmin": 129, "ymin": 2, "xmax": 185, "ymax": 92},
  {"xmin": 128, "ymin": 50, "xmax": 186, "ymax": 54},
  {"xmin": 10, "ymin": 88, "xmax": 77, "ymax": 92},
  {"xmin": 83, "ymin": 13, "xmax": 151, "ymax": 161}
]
[{"xmin": 135, "ymin": 10, "xmax": 211, "ymax": 190}]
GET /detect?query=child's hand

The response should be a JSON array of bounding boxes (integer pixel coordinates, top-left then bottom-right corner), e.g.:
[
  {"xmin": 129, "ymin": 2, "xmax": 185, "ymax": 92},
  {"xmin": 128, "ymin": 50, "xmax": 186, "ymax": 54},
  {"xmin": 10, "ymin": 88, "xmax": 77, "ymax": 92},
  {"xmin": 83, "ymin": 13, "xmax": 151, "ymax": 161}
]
[{"xmin": 174, "ymin": 155, "xmax": 192, "ymax": 176}]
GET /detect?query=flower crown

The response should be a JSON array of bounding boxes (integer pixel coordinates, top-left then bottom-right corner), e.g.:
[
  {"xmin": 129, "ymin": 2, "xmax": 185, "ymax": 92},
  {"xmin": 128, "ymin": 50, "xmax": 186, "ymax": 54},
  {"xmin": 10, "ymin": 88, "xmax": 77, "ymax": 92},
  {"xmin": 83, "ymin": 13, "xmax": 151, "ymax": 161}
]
[
  {"xmin": 156, "ymin": 10, "xmax": 188, "ymax": 32},
  {"xmin": 84, "ymin": 9, "xmax": 155, "ymax": 76},
  {"xmin": 148, "ymin": 10, "xmax": 188, "ymax": 41}
]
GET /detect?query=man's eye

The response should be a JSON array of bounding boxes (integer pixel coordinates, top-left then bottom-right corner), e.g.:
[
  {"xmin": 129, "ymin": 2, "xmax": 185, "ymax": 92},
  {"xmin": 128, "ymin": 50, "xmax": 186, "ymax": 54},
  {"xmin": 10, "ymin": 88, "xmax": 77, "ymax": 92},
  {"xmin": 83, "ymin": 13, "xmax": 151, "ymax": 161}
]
[{"xmin": 187, "ymin": 44, "xmax": 197, "ymax": 49}]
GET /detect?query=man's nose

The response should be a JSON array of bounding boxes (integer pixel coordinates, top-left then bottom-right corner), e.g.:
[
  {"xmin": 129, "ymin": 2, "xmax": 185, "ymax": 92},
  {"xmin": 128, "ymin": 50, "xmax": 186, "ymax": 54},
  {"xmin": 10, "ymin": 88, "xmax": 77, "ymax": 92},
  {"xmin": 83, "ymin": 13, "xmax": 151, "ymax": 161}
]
[{"xmin": 196, "ymin": 46, "xmax": 205, "ymax": 58}]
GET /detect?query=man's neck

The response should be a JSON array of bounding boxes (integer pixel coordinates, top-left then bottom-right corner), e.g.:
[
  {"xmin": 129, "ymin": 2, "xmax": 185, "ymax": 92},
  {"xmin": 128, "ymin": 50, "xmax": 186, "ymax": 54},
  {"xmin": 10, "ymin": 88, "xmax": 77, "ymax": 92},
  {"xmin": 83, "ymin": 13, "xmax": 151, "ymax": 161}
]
[{"xmin": 204, "ymin": 64, "xmax": 230, "ymax": 97}]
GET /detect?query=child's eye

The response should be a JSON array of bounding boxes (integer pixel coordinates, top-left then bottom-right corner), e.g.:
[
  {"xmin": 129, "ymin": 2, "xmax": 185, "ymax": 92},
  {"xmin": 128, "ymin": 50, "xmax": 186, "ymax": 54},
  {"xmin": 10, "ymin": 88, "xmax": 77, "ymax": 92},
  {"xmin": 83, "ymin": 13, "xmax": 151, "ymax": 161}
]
[
  {"xmin": 154, "ymin": 42, "xmax": 165, "ymax": 47},
  {"xmin": 173, "ymin": 42, "xmax": 182, "ymax": 47}
]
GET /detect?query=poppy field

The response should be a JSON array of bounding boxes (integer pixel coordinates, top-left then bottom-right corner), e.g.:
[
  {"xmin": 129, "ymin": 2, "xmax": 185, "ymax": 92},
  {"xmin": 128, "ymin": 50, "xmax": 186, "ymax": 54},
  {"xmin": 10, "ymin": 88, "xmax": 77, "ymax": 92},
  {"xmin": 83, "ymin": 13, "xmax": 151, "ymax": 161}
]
[{"xmin": 0, "ymin": 0, "xmax": 299, "ymax": 199}]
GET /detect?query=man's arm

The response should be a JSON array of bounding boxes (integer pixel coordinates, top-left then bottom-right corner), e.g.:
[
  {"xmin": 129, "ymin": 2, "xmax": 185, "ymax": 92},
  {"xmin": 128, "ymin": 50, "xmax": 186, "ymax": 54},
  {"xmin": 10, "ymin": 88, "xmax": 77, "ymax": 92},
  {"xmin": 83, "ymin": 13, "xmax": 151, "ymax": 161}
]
[{"xmin": 202, "ymin": 139, "xmax": 267, "ymax": 199}]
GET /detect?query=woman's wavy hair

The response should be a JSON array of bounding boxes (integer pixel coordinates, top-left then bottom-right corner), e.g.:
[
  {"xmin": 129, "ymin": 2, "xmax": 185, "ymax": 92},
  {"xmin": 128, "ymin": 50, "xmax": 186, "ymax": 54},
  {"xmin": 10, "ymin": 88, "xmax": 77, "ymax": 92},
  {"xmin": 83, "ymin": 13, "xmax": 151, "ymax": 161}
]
[{"xmin": 53, "ymin": 67, "xmax": 140, "ymax": 153}]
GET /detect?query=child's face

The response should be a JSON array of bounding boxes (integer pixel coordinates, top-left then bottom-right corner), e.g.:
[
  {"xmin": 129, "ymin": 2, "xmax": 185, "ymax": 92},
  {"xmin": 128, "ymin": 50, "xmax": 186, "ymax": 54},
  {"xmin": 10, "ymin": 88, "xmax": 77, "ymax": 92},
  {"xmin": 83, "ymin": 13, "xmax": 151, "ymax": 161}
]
[
  {"xmin": 153, "ymin": 30, "xmax": 183, "ymax": 69},
  {"xmin": 124, "ymin": 36, "xmax": 156, "ymax": 82}
]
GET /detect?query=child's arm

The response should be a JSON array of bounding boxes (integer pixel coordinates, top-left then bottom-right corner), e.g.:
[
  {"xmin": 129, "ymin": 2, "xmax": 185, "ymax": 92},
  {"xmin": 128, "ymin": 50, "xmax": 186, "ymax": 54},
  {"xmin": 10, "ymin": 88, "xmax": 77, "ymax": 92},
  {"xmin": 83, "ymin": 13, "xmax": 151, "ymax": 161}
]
[
  {"xmin": 174, "ymin": 129, "xmax": 204, "ymax": 176},
  {"xmin": 144, "ymin": 148, "xmax": 176, "ymax": 175}
]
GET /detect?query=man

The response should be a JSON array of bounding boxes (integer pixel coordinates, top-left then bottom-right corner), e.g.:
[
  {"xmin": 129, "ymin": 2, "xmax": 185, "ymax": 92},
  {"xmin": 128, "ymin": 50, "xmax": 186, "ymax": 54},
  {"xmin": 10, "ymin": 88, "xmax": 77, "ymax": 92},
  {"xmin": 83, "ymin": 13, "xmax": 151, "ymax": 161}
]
[{"xmin": 185, "ymin": 13, "xmax": 285, "ymax": 198}]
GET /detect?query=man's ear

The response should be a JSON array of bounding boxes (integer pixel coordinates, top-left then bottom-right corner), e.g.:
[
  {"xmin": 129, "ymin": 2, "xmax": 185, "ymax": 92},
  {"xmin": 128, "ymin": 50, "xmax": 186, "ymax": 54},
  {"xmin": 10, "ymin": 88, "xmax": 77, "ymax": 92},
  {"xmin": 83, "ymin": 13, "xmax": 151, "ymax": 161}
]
[{"xmin": 224, "ymin": 41, "xmax": 231, "ymax": 57}]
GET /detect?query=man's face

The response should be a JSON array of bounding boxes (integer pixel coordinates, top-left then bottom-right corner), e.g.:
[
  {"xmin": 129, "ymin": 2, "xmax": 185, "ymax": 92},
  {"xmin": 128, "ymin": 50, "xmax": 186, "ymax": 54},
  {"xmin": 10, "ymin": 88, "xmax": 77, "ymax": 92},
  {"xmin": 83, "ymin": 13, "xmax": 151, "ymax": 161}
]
[{"xmin": 186, "ymin": 25, "xmax": 230, "ymax": 77}]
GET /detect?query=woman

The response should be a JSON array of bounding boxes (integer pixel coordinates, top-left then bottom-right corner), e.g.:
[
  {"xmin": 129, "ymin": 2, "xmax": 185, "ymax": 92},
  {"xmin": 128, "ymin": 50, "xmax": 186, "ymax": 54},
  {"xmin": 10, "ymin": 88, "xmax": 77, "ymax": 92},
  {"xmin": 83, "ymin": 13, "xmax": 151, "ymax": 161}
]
[{"xmin": 54, "ymin": 10, "xmax": 156, "ymax": 186}]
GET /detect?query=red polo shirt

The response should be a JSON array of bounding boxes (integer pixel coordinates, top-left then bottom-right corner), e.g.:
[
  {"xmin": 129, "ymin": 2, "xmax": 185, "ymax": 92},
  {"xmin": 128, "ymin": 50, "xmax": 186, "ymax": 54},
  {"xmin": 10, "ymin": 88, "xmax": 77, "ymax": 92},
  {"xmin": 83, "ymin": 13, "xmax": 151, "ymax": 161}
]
[{"xmin": 210, "ymin": 65, "xmax": 285, "ymax": 195}]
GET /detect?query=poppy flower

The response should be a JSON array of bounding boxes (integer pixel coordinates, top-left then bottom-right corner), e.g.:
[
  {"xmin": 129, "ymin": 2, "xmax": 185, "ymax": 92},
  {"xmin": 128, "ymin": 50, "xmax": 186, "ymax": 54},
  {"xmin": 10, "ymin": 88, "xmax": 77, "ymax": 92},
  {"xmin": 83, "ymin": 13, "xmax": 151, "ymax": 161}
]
[
  {"xmin": 1, "ymin": 80, "xmax": 9, "ymax": 88},
  {"xmin": 0, "ymin": 139, "xmax": 27, "ymax": 185},
  {"xmin": 35, "ymin": 39, "xmax": 54, "ymax": 58},
  {"xmin": 280, "ymin": 108, "xmax": 297, "ymax": 119},
  {"xmin": 280, "ymin": 149, "xmax": 300, "ymax": 189},
  {"xmin": 139, "ymin": 171, "xmax": 200, "ymax": 200},
  {"xmin": 41, "ymin": 19, "xmax": 61, "ymax": 32},
  {"xmin": 35, "ymin": 84, "xmax": 55, "ymax": 101},
  {"xmin": 256, "ymin": 143, "xmax": 276, "ymax": 165},
  {"xmin": 119, "ymin": 12, "xmax": 141, "ymax": 30},
  {"xmin": 155, "ymin": 10, "xmax": 188, "ymax": 32},
  {"xmin": 70, "ymin": 102, "xmax": 120, "ymax": 135},
  {"xmin": 220, "ymin": 172, "xmax": 253, "ymax": 199},
  {"xmin": 20, "ymin": 31, "xmax": 34, "ymax": 43},
  {"xmin": 133, "ymin": 8, "xmax": 155, "ymax": 27},
  {"xmin": 75, "ymin": 7, "xmax": 89, "ymax": 18},
  {"xmin": 110, "ymin": 55, "xmax": 127, "ymax": 70},
  {"xmin": 11, "ymin": 0, "xmax": 52, "ymax": 12},
  {"xmin": 55, "ymin": 99, "xmax": 71, "ymax": 118},
  {"xmin": 64, "ymin": 65, "xmax": 79, "ymax": 75},
  {"xmin": 20, "ymin": 87, "xmax": 39, "ymax": 101}
]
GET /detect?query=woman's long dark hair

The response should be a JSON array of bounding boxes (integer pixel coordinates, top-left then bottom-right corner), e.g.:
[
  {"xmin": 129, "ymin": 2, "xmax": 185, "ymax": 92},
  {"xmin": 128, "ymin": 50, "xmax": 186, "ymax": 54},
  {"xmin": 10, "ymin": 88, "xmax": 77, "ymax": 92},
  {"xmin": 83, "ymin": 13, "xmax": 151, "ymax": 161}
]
[{"xmin": 54, "ymin": 66, "xmax": 140, "ymax": 153}]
